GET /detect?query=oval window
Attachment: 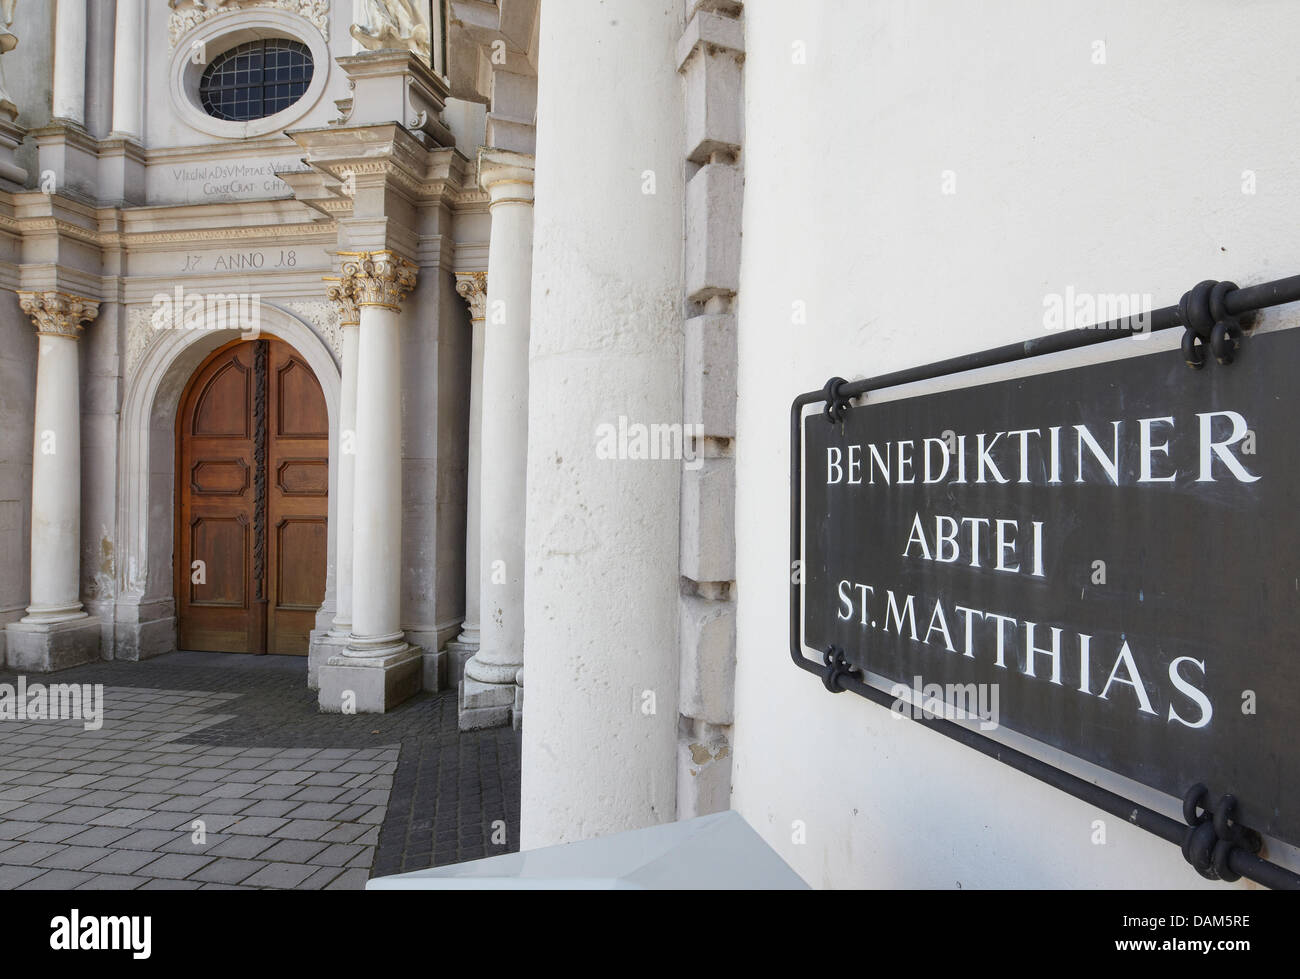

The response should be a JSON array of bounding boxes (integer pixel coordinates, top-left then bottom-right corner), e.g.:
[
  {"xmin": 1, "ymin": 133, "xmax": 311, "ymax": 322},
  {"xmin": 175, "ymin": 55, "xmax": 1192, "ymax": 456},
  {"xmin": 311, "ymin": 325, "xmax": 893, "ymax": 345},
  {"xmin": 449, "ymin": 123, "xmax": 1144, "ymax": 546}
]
[{"xmin": 199, "ymin": 38, "xmax": 314, "ymax": 122}]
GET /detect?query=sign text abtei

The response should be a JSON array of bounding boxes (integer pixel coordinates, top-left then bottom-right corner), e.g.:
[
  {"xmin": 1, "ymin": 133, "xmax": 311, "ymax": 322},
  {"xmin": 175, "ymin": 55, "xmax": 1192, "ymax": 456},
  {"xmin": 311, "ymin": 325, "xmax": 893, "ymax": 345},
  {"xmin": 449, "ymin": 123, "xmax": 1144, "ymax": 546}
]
[{"xmin": 802, "ymin": 329, "xmax": 1299, "ymax": 846}]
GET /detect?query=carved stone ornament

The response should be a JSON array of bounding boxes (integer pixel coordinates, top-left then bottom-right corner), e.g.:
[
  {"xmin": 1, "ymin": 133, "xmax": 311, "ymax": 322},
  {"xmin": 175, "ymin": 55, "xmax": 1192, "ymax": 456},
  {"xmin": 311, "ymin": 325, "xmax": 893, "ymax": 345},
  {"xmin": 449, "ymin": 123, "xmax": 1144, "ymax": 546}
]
[
  {"xmin": 454, "ymin": 272, "xmax": 488, "ymax": 322},
  {"xmin": 167, "ymin": 1, "xmax": 331, "ymax": 50},
  {"xmin": 323, "ymin": 275, "xmax": 362, "ymax": 326},
  {"xmin": 17, "ymin": 291, "xmax": 99, "ymax": 337},
  {"xmin": 339, "ymin": 251, "xmax": 418, "ymax": 311}
]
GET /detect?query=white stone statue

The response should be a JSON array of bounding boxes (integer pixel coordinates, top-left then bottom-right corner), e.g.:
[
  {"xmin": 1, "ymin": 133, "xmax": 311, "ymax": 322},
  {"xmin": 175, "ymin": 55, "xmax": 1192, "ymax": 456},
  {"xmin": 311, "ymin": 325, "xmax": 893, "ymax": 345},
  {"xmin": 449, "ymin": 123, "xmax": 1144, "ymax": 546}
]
[
  {"xmin": 0, "ymin": 0, "xmax": 18, "ymax": 120},
  {"xmin": 352, "ymin": 0, "xmax": 431, "ymax": 63}
]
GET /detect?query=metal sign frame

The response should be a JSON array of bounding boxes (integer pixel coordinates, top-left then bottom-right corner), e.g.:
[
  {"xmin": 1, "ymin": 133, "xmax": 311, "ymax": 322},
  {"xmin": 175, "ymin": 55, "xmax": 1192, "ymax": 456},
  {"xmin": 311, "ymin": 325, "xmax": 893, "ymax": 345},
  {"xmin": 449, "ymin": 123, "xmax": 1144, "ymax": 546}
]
[{"xmin": 789, "ymin": 275, "xmax": 1300, "ymax": 890}]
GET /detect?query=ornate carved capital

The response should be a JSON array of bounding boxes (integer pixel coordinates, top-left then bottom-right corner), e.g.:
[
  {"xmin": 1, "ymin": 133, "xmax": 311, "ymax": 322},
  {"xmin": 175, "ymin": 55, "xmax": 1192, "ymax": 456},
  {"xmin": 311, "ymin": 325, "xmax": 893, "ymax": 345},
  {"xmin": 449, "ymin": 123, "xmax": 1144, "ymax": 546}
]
[
  {"xmin": 17, "ymin": 291, "xmax": 99, "ymax": 338},
  {"xmin": 323, "ymin": 275, "xmax": 361, "ymax": 326},
  {"xmin": 454, "ymin": 272, "xmax": 488, "ymax": 322},
  {"xmin": 338, "ymin": 250, "xmax": 418, "ymax": 312}
]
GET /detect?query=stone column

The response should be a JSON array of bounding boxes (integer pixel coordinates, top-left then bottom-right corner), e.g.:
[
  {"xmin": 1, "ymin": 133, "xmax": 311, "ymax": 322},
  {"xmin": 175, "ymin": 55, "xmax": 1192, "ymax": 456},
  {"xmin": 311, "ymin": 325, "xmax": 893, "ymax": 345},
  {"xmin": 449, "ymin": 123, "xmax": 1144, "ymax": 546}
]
[
  {"xmin": 307, "ymin": 277, "xmax": 360, "ymax": 688},
  {"xmin": 52, "ymin": 0, "xmax": 87, "ymax": 126},
  {"xmin": 519, "ymin": 0, "xmax": 686, "ymax": 848},
  {"xmin": 5, "ymin": 292, "xmax": 102, "ymax": 671},
  {"xmin": 458, "ymin": 151, "xmax": 534, "ymax": 731},
  {"xmin": 109, "ymin": 0, "xmax": 143, "ymax": 139},
  {"xmin": 445, "ymin": 272, "xmax": 486, "ymax": 686},
  {"xmin": 318, "ymin": 251, "xmax": 422, "ymax": 714}
]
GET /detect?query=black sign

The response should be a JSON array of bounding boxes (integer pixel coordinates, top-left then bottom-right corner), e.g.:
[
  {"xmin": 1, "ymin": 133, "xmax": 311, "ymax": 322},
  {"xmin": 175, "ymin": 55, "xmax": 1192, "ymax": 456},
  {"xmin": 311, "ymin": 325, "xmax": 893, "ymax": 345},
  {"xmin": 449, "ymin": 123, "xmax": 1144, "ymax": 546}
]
[{"xmin": 802, "ymin": 329, "xmax": 1300, "ymax": 846}]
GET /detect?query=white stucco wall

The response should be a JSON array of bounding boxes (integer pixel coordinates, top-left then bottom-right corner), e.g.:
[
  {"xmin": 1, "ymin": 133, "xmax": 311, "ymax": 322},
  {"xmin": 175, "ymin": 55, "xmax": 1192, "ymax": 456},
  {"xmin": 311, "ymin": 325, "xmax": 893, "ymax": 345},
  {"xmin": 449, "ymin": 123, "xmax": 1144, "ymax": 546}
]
[{"xmin": 730, "ymin": 0, "xmax": 1300, "ymax": 888}]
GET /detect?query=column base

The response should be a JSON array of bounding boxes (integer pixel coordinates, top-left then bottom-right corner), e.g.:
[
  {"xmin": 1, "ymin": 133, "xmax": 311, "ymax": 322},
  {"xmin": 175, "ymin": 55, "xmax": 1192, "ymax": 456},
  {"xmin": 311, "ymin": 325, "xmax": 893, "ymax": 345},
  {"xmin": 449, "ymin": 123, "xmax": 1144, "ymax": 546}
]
[
  {"xmin": 444, "ymin": 639, "xmax": 478, "ymax": 689},
  {"xmin": 306, "ymin": 630, "xmax": 350, "ymax": 691},
  {"xmin": 458, "ymin": 675, "xmax": 515, "ymax": 731},
  {"xmin": 318, "ymin": 644, "xmax": 421, "ymax": 714},
  {"xmin": 117, "ymin": 618, "xmax": 175, "ymax": 662},
  {"xmin": 5, "ymin": 615, "xmax": 102, "ymax": 673}
]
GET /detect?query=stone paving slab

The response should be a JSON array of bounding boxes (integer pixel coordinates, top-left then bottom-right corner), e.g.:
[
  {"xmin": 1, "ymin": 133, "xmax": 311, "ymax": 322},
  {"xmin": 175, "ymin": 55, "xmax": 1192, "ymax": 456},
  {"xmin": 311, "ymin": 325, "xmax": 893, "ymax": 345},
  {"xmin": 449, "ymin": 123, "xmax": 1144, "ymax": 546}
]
[{"xmin": 0, "ymin": 651, "xmax": 521, "ymax": 888}]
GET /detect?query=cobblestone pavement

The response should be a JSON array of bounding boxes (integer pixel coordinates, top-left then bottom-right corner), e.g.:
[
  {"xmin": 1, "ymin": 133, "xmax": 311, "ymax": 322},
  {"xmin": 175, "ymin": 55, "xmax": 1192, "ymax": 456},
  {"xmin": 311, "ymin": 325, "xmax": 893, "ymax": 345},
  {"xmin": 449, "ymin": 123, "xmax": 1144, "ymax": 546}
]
[{"xmin": 0, "ymin": 651, "xmax": 521, "ymax": 889}]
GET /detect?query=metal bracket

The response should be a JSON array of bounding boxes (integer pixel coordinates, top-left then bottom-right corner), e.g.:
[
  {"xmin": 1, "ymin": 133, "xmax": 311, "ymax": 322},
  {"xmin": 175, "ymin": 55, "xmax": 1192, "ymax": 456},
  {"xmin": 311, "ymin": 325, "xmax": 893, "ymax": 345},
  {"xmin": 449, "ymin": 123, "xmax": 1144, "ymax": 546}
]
[
  {"xmin": 821, "ymin": 645, "xmax": 860, "ymax": 693},
  {"xmin": 822, "ymin": 376, "xmax": 852, "ymax": 424},
  {"xmin": 1179, "ymin": 279, "xmax": 1242, "ymax": 368},
  {"xmin": 1181, "ymin": 783, "xmax": 1265, "ymax": 882}
]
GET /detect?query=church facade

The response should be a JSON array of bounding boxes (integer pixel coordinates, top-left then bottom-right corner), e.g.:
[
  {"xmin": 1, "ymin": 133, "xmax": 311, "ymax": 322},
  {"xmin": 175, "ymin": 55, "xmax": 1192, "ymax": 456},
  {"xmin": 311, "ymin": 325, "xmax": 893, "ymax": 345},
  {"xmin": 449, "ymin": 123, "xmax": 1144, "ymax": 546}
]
[{"xmin": 0, "ymin": 0, "xmax": 1296, "ymax": 889}]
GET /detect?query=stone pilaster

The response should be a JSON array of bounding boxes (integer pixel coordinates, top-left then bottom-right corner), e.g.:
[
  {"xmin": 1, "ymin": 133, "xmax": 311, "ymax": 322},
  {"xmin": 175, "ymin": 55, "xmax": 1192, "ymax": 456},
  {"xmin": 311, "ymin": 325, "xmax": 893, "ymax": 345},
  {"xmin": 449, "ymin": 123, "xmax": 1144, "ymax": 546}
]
[
  {"xmin": 318, "ymin": 251, "xmax": 423, "ymax": 714},
  {"xmin": 307, "ymin": 275, "xmax": 361, "ymax": 689},
  {"xmin": 445, "ymin": 271, "xmax": 487, "ymax": 689},
  {"xmin": 5, "ymin": 292, "xmax": 102, "ymax": 672},
  {"xmin": 459, "ymin": 152, "xmax": 533, "ymax": 731}
]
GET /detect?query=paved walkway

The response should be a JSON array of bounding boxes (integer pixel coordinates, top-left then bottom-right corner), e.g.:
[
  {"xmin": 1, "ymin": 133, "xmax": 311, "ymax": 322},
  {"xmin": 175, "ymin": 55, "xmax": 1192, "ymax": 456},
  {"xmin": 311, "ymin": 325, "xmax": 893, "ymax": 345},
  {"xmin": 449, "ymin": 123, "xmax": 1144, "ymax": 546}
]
[{"xmin": 0, "ymin": 651, "xmax": 521, "ymax": 889}]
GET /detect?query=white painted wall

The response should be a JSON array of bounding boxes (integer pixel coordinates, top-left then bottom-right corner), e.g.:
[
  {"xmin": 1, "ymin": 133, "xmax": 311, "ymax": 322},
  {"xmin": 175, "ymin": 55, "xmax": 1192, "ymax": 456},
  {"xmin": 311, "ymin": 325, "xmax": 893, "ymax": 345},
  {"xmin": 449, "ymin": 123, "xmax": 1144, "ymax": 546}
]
[{"xmin": 730, "ymin": 0, "xmax": 1300, "ymax": 888}]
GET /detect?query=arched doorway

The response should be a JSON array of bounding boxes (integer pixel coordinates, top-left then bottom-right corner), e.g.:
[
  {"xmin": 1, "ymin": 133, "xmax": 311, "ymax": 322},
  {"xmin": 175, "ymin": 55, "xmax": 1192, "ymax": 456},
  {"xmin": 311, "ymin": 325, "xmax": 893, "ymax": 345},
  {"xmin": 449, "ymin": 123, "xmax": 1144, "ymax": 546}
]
[{"xmin": 175, "ymin": 336, "xmax": 329, "ymax": 655}]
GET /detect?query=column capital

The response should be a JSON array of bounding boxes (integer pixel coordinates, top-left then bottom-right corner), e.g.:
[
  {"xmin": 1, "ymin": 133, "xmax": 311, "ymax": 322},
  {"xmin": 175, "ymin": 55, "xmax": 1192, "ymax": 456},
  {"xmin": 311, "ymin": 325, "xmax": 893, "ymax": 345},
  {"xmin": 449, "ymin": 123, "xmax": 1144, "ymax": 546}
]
[
  {"xmin": 478, "ymin": 148, "xmax": 535, "ymax": 207},
  {"xmin": 337, "ymin": 251, "xmax": 418, "ymax": 312},
  {"xmin": 454, "ymin": 272, "xmax": 488, "ymax": 322},
  {"xmin": 17, "ymin": 291, "xmax": 99, "ymax": 338},
  {"xmin": 323, "ymin": 276, "xmax": 361, "ymax": 326}
]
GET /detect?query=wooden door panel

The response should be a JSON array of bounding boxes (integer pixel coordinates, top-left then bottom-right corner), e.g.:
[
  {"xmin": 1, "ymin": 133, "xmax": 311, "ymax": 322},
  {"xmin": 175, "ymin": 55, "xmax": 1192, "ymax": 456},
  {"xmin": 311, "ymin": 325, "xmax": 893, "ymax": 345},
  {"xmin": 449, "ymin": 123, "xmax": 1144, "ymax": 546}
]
[
  {"xmin": 187, "ymin": 515, "xmax": 249, "ymax": 606},
  {"xmin": 275, "ymin": 358, "xmax": 329, "ymax": 437},
  {"xmin": 265, "ymin": 341, "xmax": 329, "ymax": 655},
  {"xmin": 190, "ymin": 458, "xmax": 250, "ymax": 496},
  {"xmin": 178, "ymin": 342, "xmax": 259, "ymax": 653},
  {"xmin": 275, "ymin": 459, "xmax": 328, "ymax": 496},
  {"xmin": 191, "ymin": 359, "xmax": 251, "ymax": 437},
  {"xmin": 177, "ymin": 337, "xmax": 328, "ymax": 656}
]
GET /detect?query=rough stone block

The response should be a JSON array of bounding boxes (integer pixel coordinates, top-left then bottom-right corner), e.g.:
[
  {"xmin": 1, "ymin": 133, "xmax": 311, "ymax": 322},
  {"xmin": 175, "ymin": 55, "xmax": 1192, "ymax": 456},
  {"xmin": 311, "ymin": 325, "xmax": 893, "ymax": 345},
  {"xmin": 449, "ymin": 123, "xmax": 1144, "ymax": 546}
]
[
  {"xmin": 679, "ymin": 594, "xmax": 736, "ymax": 724},
  {"xmin": 678, "ymin": 13, "xmax": 744, "ymax": 164},
  {"xmin": 6, "ymin": 616, "xmax": 102, "ymax": 672},
  {"xmin": 676, "ymin": 733, "xmax": 733, "ymax": 819},
  {"xmin": 458, "ymin": 678, "xmax": 513, "ymax": 731},
  {"xmin": 684, "ymin": 313, "xmax": 737, "ymax": 438},
  {"xmin": 112, "ymin": 616, "xmax": 175, "ymax": 662},
  {"xmin": 680, "ymin": 457, "xmax": 735, "ymax": 583},
  {"xmin": 682, "ymin": 2, "xmax": 745, "ymax": 39},
  {"xmin": 685, "ymin": 163, "xmax": 743, "ymax": 303},
  {"xmin": 306, "ymin": 631, "xmax": 348, "ymax": 690}
]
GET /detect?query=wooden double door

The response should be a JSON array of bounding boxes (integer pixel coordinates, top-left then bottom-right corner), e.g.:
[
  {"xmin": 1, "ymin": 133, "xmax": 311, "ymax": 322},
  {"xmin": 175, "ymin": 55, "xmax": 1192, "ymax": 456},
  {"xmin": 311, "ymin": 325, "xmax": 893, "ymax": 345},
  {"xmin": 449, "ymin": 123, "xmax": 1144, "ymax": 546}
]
[{"xmin": 176, "ymin": 338, "xmax": 329, "ymax": 655}]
